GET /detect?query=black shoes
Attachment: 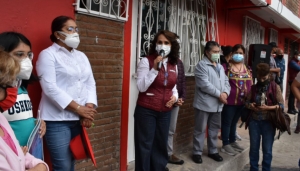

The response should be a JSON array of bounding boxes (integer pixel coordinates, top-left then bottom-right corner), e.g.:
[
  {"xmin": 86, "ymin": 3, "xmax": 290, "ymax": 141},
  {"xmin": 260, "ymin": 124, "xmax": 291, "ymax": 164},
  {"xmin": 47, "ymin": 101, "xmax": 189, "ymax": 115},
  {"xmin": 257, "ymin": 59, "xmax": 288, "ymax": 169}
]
[
  {"xmin": 208, "ymin": 153, "xmax": 223, "ymax": 162},
  {"xmin": 192, "ymin": 154, "xmax": 202, "ymax": 164},
  {"xmin": 168, "ymin": 154, "xmax": 184, "ymax": 165},
  {"xmin": 287, "ymin": 109, "xmax": 298, "ymax": 114},
  {"xmin": 165, "ymin": 167, "xmax": 169, "ymax": 171},
  {"xmin": 193, "ymin": 153, "xmax": 223, "ymax": 163}
]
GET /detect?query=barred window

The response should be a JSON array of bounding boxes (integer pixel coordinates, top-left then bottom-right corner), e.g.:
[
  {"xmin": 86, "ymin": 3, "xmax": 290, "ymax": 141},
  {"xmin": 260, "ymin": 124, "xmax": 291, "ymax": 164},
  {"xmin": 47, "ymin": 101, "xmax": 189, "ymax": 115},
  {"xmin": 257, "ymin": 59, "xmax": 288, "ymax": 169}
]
[
  {"xmin": 269, "ymin": 28, "xmax": 278, "ymax": 45},
  {"xmin": 75, "ymin": 0, "xmax": 129, "ymax": 22},
  {"xmin": 137, "ymin": 0, "xmax": 218, "ymax": 76},
  {"xmin": 242, "ymin": 16, "xmax": 261, "ymax": 63}
]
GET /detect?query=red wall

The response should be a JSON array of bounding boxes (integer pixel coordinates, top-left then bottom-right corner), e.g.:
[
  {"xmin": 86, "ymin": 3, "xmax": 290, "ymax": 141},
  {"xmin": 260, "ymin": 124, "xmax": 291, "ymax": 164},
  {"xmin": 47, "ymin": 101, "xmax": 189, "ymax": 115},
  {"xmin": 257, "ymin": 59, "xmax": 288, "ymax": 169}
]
[
  {"xmin": 0, "ymin": 0, "xmax": 75, "ymax": 117},
  {"xmin": 0, "ymin": 1, "xmax": 75, "ymax": 169},
  {"xmin": 217, "ymin": 1, "xmax": 287, "ymax": 49}
]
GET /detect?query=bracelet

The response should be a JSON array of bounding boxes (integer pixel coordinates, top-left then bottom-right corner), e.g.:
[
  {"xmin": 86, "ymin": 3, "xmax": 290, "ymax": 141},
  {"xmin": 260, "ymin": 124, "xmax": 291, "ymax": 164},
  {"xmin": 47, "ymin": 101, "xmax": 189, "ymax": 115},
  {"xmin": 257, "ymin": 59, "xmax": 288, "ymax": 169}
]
[{"xmin": 75, "ymin": 105, "xmax": 81, "ymax": 113}]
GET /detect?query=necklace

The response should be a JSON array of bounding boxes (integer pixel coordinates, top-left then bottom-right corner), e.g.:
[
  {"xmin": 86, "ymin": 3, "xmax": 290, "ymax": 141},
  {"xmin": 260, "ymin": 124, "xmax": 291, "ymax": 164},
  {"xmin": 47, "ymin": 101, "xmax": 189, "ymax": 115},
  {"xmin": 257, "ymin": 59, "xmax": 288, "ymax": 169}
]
[{"xmin": 232, "ymin": 63, "xmax": 243, "ymax": 73}]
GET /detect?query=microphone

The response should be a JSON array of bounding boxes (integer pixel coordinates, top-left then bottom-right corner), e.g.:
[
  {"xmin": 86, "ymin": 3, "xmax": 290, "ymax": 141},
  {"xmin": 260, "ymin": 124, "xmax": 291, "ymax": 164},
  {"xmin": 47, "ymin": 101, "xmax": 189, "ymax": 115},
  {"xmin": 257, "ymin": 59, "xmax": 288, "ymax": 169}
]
[{"xmin": 158, "ymin": 49, "xmax": 165, "ymax": 70}]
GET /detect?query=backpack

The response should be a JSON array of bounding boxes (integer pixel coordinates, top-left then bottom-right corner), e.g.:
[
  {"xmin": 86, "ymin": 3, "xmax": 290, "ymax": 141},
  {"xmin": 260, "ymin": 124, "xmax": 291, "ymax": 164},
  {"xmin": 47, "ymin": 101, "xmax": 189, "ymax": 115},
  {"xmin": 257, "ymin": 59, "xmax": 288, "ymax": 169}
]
[{"xmin": 268, "ymin": 82, "xmax": 291, "ymax": 138}]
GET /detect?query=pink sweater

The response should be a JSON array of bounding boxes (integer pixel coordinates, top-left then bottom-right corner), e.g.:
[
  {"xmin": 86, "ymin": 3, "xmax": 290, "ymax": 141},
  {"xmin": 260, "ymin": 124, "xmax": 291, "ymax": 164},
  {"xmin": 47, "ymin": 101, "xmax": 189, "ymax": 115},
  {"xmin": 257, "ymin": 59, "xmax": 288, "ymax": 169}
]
[{"xmin": 0, "ymin": 114, "xmax": 49, "ymax": 171}]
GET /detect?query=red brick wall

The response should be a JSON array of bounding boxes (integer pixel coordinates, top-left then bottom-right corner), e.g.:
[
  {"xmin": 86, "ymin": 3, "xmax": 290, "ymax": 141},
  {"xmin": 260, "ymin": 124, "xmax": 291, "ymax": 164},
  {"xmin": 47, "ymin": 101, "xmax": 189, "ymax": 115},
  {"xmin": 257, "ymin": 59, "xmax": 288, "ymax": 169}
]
[
  {"xmin": 285, "ymin": 0, "xmax": 300, "ymax": 17},
  {"xmin": 173, "ymin": 77, "xmax": 196, "ymax": 153},
  {"xmin": 75, "ymin": 14, "xmax": 124, "ymax": 171}
]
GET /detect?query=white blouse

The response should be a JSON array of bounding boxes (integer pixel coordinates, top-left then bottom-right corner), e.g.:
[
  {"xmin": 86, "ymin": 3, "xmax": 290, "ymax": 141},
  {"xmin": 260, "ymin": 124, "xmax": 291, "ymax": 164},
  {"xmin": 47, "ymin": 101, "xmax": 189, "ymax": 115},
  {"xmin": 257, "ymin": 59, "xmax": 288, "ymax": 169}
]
[
  {"xmin": 136, "ymin": 57, "xmax": 178, "ymax": 100},
  {"xmin": 36, "ymin": 43, "xmax": 97, "ymax": 121}
]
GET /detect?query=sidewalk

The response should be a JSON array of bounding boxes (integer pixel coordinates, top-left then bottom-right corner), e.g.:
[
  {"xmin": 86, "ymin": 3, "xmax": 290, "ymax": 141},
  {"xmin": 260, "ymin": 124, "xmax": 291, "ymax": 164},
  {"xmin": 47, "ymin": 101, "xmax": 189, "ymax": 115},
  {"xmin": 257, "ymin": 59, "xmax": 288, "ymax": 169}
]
[
  {"xmin": 128, "ymin": 110, "xmax": 299, "ymax": 171},
  {"xmin": 241, "ymin": 114, "xmax": 299, "ymax": 171}
]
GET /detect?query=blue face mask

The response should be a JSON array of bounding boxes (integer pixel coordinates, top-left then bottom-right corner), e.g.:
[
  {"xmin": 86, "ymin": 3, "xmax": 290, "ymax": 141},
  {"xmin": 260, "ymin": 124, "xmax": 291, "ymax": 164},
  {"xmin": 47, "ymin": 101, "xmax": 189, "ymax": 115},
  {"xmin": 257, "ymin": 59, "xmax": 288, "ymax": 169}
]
[{"xmin": 232, "ymin": 54, "xmax": 244, "ymax": 62}]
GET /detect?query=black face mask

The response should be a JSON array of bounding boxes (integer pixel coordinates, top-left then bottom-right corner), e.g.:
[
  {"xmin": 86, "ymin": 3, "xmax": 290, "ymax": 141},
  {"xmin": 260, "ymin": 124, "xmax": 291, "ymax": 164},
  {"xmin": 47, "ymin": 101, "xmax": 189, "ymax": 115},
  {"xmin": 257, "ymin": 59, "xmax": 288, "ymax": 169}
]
[
  {"xmin": 277, "ymin": 55, "xmax": 283, "ymax": 59},
  {"xmin": 257, "ymin": 79, "xmax": 270, "ymax": 87}
]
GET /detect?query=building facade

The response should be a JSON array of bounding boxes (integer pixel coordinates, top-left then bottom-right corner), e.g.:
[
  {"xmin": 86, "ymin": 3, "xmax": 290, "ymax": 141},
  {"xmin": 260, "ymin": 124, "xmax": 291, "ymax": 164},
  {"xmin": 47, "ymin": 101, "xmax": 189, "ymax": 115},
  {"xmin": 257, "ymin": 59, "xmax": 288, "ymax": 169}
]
[{"xmin": 0, "ymin": 0, "xmax": 300, "ymax": 170}]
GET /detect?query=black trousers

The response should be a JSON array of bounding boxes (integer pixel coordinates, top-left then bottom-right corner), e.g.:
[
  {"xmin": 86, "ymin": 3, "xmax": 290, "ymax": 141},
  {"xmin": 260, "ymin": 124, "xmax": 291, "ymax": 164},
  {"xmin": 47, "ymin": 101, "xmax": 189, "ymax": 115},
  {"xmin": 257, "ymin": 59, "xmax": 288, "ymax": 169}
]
[
  {"xmin": 288, "ymin": 81, "xmax": 296, "ymax": 111},
  {"xmin": 134, "ymin": 105, "xmax": 171, "ymax": 171}
]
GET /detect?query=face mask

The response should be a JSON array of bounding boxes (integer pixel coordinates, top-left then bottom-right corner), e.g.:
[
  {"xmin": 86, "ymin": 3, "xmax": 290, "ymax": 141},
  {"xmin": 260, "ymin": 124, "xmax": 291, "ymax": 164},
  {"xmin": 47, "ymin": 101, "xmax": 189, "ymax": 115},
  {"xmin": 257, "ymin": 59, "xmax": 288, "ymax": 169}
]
[
  {"xmin": 0, "ymin": 86, "xmax": 17, "ymax": 112},
  {"xmin": 232, "ymin": 54, "xmax": 244, "ymax": 62},
  {"xmin": 277, "ymin": 55, "xmax": 283, "ymax": 59},
  {"xmin": 210, "ymin": 53, "xmax": 220, "ymax": 62},
  {"xmin": 257, "ymin": 79, "xmax": 270, "ymax": 87},
  {"xmin": 58, "ymin": 31, "xmax": 80, "ymax": 48},
  {"xmin": 298, "ymin": 56, "xmax": 300, "ymax": 61},
  {"xmin": 156, "ymin": 44, "xmax": 171, "ymax": 57},
  {"xmin": 17, "ymin": 57, "xmax": 33, "ymax": 80}
]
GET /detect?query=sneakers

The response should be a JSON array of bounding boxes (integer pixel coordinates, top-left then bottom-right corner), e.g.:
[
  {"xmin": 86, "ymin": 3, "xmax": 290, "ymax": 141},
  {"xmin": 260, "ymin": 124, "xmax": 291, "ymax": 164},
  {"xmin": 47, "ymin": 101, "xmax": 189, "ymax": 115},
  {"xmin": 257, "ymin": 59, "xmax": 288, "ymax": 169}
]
[
  {"xmin": 230, "ymin": 142, "xmax": 244, "ymax": 152},
  {"xmin": 168, "ymin": 154, "xmax": 184, "ymax": 165},
  {"xmin": 235, "ymin": 131, "xmax": 242, "ymax": 141},
  {"xmin": 221, "ymin": 144, "xmax": 238, "ymax": 156},
  {"xmin": 295, "ymin": 126, "xmax": 300, "ymax": 134}
]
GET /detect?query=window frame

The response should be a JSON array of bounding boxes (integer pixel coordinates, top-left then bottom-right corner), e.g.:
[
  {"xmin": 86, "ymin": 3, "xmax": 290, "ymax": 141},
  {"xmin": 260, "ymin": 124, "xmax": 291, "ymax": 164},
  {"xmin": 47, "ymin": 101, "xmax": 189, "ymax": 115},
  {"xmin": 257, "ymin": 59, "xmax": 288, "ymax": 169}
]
[
  {"xmin": 137, "ymin": 0, "xmax": 213, "ymax": 76},
  {"xmin": 75, "ymin": 0, "xmax": 129, "ymax": 22}
]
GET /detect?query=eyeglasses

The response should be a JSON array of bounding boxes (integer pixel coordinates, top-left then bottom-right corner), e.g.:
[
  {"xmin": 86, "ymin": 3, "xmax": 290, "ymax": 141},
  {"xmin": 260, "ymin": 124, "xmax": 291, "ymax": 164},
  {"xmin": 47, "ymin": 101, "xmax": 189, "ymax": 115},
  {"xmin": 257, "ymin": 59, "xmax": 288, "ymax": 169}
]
[
  {"xmin": 65, "ymin": 26, "xmax": 79, "ymax": 33},
  {"xmin": 13, "ymin": 51, "xmax": 34, "ymax": 60},
  {"xmin": 164, "ymin": 71, "xmax": 168, "ymax": 86}
]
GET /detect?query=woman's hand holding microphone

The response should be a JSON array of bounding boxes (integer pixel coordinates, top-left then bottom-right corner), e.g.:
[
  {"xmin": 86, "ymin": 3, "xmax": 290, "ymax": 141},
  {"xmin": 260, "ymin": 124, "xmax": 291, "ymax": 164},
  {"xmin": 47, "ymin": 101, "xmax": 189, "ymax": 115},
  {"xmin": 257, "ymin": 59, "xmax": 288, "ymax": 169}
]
[{"xmin": 153, "ymin": 55, "xmax": 163, "ymax": 71}]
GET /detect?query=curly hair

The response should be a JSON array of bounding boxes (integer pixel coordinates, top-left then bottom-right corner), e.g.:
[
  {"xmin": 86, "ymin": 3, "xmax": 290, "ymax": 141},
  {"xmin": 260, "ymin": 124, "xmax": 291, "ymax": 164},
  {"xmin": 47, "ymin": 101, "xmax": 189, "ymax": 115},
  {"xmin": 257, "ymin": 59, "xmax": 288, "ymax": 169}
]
[
  {"xmin": 0, "ymin": 48, "xmax": 20, "ymax": 86},
  {"xmin": 148, "ymin": 30, "xmax": 179, "ymax": 65}
]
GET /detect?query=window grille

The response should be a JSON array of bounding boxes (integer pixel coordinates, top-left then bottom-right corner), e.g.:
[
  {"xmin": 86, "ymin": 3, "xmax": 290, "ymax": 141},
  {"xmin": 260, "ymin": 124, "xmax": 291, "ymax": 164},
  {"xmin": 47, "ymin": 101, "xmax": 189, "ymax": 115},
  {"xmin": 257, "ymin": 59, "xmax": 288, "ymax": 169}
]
[
  {"xmin": 75, "ymin": 0, "xmax": 129, "ymax": 22},
  {"xmin": 269, "ymin": 28, "xmax": 278, "ymax": 45},
  {"xmin": 242, "ymin": 16, "xmax": 261, "ymax": 63},
  {"xmin": 260, "ymin": 26, "xmax": 265, "ymax": 44},
  {"xmin": 138, "ymin": 0, "xmax": 217, "ymax": 76}
]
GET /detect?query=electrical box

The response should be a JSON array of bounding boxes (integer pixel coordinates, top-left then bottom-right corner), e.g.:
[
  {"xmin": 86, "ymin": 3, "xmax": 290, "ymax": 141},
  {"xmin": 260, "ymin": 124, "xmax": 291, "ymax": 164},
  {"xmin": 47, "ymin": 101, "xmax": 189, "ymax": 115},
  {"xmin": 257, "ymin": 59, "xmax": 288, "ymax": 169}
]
[{"xmin": 248, "ymin": 44, "xmax": 272, "ymax": 78}]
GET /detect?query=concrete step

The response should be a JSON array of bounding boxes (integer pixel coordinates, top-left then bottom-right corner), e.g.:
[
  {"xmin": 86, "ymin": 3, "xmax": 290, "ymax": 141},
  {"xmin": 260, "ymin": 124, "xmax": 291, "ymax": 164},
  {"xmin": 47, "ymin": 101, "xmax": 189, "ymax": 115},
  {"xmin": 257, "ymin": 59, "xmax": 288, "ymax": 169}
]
[{"xmin": 127, "ymin": 113, "xmax": 298, "ymax": 171}]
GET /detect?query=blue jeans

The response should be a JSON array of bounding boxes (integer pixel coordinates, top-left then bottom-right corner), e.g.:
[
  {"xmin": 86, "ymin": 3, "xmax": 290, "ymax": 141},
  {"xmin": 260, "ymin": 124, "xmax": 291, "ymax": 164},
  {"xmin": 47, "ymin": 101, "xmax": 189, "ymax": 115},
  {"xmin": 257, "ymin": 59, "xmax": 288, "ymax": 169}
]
[
  {"xmin": 249, "ymin": 119, "xmax": 275, "ymax": 171},
  {"xmin": 221, "ymin": 105, "xmax": 243, "ymax": 146},
  {"xmin": 134, "ymin": 105, "xmax": 171, "ymax": 171},
  {"xmin": 45, "ymin": 121, "xmax": 82, "ymax": 171}
]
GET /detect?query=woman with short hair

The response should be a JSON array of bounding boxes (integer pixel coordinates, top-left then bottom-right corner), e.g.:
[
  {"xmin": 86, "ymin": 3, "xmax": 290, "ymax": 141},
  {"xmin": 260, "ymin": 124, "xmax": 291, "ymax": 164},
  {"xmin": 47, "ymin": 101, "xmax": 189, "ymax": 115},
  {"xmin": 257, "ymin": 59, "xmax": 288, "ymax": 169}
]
[{"xmin": 246, "ymin": 63, "xmax": 283, "ymax": 171}]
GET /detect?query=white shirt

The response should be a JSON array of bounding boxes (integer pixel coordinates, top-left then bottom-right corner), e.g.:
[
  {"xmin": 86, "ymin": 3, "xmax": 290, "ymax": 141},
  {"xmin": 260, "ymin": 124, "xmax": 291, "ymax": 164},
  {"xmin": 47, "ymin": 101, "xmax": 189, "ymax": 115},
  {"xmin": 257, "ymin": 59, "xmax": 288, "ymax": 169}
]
[
  {"xmin": 136, "ymin": 57, "xmax": 178, "ymax": 100},
  {"xmin": 36, "ymin": 43, "xmax": 97, "ymax": 121}
]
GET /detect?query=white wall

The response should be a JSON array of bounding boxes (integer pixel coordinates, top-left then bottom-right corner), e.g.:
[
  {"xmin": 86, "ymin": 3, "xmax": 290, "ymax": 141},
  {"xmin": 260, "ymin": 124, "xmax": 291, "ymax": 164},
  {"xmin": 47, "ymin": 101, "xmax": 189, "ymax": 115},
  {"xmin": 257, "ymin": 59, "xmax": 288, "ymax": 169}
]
[
  {"xmin": 127, "ymin": 0, "xmax": 139, "ymax": 162},
  {"xmin": 282, "ymin": 54, "xmax": 288, "ymax": 104}
]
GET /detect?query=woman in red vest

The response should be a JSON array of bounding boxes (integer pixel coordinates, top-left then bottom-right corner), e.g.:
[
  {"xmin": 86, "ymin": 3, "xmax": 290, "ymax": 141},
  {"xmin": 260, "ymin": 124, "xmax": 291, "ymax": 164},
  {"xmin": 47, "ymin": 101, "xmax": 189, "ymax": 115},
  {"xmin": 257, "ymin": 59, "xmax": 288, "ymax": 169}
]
[{"xmin": 134, "ymin": 30, "xmax": 179, "ymax": 171}]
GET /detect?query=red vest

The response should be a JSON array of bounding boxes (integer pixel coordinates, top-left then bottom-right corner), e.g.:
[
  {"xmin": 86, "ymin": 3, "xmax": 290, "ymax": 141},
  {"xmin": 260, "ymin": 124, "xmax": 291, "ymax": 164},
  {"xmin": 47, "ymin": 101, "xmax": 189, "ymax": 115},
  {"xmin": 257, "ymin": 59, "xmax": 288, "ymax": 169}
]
[
  {"xmin": 137, "ymin": 55, "xmax": 177, "ymax": 112},
  {"xmin": 288, "ymin": 58, "xmax": 300, "ymax": 81}
]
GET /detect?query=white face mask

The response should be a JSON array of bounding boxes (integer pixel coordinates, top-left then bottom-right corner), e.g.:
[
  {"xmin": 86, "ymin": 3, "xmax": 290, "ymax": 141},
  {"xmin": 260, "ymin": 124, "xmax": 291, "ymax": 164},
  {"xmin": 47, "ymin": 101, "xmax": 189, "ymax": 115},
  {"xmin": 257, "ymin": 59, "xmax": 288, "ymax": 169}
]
[
  {"xmin": 156, "ymin": 44, "xmax": 171, "ymax": 57},
  {"xmin": 298, "ymin": 56, "xmax": 300, "ymax": 61},
  {"xmin": 58, "ymin": 31, "xmax": 80, "ymax": 48},
  {"xmin": 17, "ymin": 57, "xmax": 33, "ymax": 80}
]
